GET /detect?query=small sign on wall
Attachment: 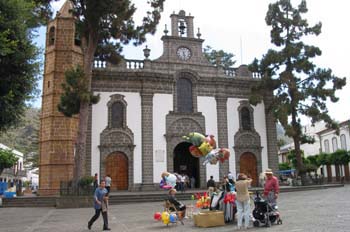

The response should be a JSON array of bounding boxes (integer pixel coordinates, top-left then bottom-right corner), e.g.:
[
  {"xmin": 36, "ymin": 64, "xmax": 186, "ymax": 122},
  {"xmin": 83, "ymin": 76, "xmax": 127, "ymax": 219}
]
[{"xmin": 155, "ymin": 149, "xmax": 165, "ymax": 162}]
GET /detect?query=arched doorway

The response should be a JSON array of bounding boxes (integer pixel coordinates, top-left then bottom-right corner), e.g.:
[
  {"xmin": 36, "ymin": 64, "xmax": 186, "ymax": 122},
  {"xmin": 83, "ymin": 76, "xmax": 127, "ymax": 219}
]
[
  {"xmin": 173, "ymin": 142, "xmax": 200, "ymax": 188},
  {"xmin": 239, "ymin": 152, "xmax": 258, "ymax": 187},
  {"xmin": 105, "ymin": 152, "xmax": 128, "ymax": 190}
]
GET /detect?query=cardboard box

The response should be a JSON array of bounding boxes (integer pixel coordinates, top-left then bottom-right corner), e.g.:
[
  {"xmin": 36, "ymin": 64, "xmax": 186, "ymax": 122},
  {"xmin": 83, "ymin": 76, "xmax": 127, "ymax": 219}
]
[{"xmin": 193, "ymin": 210, "xmax": 225, "ymax": 228}]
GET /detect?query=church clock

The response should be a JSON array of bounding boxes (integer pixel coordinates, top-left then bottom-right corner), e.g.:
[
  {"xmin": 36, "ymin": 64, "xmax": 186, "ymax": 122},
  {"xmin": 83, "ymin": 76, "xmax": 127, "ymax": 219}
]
[{"xmin": 176, "ymin": 47, "xmax": 191, "ymax": 61}]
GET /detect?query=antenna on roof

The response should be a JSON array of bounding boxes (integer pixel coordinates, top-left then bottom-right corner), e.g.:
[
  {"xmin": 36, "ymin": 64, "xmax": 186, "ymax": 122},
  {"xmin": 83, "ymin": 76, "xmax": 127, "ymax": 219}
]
[{"xmin": 240, "ymin": 36, "xmax": 243, "ymax": 65}]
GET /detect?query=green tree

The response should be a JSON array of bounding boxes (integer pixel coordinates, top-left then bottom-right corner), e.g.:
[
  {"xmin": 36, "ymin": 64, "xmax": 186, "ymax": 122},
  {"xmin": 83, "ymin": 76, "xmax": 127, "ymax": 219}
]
[
  {"xmin": 278, "ymin": 162, "xmax": 291, "ymax": 171},
  {"xmin": 0, "ymin": 148, "xmax": 18, "ymax": 175},
  {"xmin": 248, "ymin": 0, "xmax": 346, "ymax": 182},
  {"xmin": 0, "ymin": 0, "xmax": 52, "ymax": 132},
  {"xmin": 57, "ymin": 0, "xmax": 165, "ymax": 181},
  {"xmin": 329, "ymin": 149, "xmax": 349, "ymax": 177},
  {"xmin": 203, "ymin": 45, "xmax": 236, "ymax": 69}
]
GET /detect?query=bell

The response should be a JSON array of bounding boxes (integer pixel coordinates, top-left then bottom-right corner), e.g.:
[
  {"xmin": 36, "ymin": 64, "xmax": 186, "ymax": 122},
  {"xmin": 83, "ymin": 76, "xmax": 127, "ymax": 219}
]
[{"xmin": 179, "ymin": 21, "xmax": 186, "ymax": 35}]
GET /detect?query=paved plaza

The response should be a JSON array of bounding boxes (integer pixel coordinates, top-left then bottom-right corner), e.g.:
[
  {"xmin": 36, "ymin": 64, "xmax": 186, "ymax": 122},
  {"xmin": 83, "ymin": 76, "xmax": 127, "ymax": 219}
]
[{"xmin": 1, "ymin": 185, "xmax": 350, "ymax": 232}]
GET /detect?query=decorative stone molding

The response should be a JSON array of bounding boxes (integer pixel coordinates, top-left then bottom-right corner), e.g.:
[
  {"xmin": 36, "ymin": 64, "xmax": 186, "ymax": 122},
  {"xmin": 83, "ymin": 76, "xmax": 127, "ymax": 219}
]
[
  {"xmin": 99, "ymin": 93, "xmax": 135, "ymax": 190},
  {"xmin": 237, "ymin": 100, "xmax": 255, "ymax": 131},
  {"xmin": 234, "ymin": 130, "xmax": 263, "ymax": 175},
  {"xmin": 107, "ymin": 94, "xmax": 128, "ymax": 129},
  {"xmin": 99, "ymin": 127, "xmax": 135, "ymax": 191}
]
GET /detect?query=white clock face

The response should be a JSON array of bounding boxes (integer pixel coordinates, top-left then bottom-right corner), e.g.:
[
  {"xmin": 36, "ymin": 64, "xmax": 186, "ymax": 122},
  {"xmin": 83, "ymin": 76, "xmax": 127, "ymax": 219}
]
[{"xmin": 177, "ymin": 47, "xmax": 191, "ymax": 61}]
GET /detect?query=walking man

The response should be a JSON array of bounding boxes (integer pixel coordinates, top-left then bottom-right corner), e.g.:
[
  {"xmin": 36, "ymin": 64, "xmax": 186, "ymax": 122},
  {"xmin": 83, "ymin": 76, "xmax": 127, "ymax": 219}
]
[{"xmin": 88, "ymin": 180, "xmax": 110, "ymax": 231}]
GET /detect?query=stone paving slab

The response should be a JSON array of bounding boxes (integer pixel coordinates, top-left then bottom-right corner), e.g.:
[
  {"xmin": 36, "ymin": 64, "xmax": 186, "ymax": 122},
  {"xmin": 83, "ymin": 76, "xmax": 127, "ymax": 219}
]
[{"xmin": 1, "ymin": 185, "xmax": 350, "ymax": 232}]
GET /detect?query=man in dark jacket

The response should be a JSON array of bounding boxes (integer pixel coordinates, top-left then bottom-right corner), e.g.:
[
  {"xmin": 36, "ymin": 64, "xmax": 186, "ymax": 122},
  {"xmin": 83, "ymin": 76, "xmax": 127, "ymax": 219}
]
[{"xmin": 207, "ymin": 176, "xmax": 216, "ymax": 197}]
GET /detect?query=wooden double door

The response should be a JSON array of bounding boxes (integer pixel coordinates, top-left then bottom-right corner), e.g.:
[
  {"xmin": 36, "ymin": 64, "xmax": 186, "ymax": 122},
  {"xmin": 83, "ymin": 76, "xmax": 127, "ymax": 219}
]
[
  {"xmin": 105, "ymin": 152, "xmax": 128, "ymax": 190},
  {"xmin": 239, "ymin": 152, "xmax": 258, "ymax": 187}
]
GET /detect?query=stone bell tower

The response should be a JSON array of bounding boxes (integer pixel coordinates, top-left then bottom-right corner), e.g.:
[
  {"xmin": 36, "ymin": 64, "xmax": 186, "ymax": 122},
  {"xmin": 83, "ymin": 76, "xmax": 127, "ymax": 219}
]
[{"xmin": 39, "ymin": 1, "xmax": 83, "ymax": 195}]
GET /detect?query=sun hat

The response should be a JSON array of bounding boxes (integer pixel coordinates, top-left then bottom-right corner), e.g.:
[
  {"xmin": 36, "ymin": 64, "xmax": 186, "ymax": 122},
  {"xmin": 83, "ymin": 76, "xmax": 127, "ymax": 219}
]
[{"xmin": 265, "ymin": 168, "xmax": 273, "ymax": 175}]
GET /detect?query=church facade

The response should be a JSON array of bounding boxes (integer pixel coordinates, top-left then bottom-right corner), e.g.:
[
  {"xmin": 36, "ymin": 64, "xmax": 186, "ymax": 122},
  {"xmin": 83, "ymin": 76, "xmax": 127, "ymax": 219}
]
[{"xmin": 39, "ymin": 2, "xmax": 278, "ymax": 194}]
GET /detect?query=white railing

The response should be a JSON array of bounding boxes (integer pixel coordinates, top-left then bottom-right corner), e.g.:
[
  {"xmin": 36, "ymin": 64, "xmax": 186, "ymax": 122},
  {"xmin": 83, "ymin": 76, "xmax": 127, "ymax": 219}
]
[
  {"xmin": 93, "ymin": 60, "xmax": 107, "ymax": 68},
  {"xmin": 126, "ymin": 59, "xmax": 144, "ymax": 69}
]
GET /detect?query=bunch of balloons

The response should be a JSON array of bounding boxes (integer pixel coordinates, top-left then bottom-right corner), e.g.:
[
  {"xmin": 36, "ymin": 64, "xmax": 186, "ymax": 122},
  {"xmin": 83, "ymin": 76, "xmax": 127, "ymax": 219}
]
[
  {"xmin": 159, "ymin": 172, "xmax": 177, "ymax": 190},
  {"xmin": 155, "ymin": 211, "xmax": 177, "ymax": 225},
  {"xmin": 183, "ymin": 132, "xmax": 230, "ymax": 165},
  {"xmin": 223, "ymin": 192, "xmax": 236, "ymax": 204},
  {"xmin": 194, "ymin": 192, "xmax": 211, "ymax": 209}
]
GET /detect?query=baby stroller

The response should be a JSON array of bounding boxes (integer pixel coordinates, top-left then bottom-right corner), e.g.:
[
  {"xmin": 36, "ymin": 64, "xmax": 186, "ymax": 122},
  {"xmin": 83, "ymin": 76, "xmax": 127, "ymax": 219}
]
[{"xmin": 252, "ymin": 191, "xmax": 282, "ymax": 227}]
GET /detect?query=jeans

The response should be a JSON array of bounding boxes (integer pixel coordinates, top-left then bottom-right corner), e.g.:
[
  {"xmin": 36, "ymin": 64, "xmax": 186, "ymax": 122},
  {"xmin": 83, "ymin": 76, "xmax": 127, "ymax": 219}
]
[
  {"xmin": 88, "ymin": 209, "xmax": 108, "ymax": 229},
  {"xmin": 236, "ymin": 199, "xmax": 250, "ymax": 228}
]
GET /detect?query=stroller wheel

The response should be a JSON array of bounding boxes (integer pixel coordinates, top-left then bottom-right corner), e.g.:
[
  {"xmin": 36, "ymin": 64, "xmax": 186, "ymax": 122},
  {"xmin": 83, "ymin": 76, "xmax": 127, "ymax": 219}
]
[
  {"xmin": 253, "ymin": 221, "xmax": 260, "ymax": 227},
  {"xmin": 277, "ymin": 219, "xmax": 282, "ymax": 225}
]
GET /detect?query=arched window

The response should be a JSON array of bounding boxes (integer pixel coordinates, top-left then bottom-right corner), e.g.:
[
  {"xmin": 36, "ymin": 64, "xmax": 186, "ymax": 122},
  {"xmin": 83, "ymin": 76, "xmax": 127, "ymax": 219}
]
[
  {"xmin": 340, "ymin": 134, "xmax": 347, "ymax": 150},
  {"xmin": 324, "ymin": 139, "xmax": 330, "ymax": 153},
  {"xmin": 111, "ymin": 102, "xmax": 124, "ymax": 128},
  {"xmin": 177, "ymin": 77, "xmax": 193, "ymax": 112},
  {"xmin": 48, "ymin": 26, "xmax": 55, "ymax": 46},
  {"xmin": 332, "ymin": 137, "xmax": 338, "ymax": 152},
  {"xmin": 241, "ymin": 107, "xmax": 251, "ymax": 130}
]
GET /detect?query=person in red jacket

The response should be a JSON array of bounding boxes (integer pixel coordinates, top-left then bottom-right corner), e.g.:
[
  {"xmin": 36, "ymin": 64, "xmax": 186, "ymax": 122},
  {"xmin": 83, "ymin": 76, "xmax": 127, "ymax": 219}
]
[{"xmin": 263, "ymin": 168, "xmax": 280, "ymax": 206}]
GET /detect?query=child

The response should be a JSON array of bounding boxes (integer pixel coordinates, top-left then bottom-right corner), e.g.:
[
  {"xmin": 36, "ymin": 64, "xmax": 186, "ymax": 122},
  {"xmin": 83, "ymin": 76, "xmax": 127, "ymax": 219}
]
[{"xmin": 101, "ymin": 192, "xmax": 110, "ymax": 230}]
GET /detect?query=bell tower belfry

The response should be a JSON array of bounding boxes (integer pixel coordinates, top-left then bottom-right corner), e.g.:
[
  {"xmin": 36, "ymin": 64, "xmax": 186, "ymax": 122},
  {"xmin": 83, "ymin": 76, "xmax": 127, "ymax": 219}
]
[
  {"xmin": 39, "ymin": 1, "xmax": 83, "ymax": 195},
  {"xmin": 170, "ymin": 10, "xmax": 194, "ymax": 38}
]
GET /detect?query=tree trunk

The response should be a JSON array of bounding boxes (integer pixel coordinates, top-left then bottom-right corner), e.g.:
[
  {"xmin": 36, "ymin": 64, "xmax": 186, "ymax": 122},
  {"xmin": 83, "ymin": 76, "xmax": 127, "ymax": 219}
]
[
  {"xmin": 73, "ymin": 33, "xmax": 98, "ymax": 183},
  {"xmin": 344, "ymin": 163, "xmax": 350, "ymax": 182},
  {"xmin": 326, "ymin": 165, "xmax": 332, "ymax": 182}
]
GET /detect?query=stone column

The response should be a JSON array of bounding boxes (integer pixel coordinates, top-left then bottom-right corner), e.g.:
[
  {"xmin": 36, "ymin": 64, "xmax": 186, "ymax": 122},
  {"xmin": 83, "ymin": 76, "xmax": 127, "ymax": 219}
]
[
  {"xmin": 264, "ymin": 95, "xmax": 278, "ymax": 172},
  {"xmin": 216, "ymin": 96, "xmax": 229, "ymax": 180},
  {"xmin": 141, "ymin": 92, "xmax": 154, "ymax": 190},
  {"xmin": 185, "ymin": 16, "xmax": 194, "ymax": 38}
]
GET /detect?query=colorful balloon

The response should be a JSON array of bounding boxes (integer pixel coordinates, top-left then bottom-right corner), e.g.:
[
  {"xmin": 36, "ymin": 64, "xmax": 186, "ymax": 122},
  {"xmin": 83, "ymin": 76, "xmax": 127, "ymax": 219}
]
[
  {"xmin": 166, "ymin": 174, "xmax": 177, "ymax": 187},
  {"xmin": 198, "ymin": 141, "xmax": 213, "ymax": 156},
  {"xmin": 218, "ymin": 148, "xmax": 230, "ymax": 163},
  {"xmin": 202, "ymin": 149, "xmax": 219, "ymax": 165},
  {"xmin": 182, "ymin": 132, "xmax": 206, "ymax": 147},
  {"xmin": 189, "ymin": 145, "xmax": 202, "ymax": 158},
  {"xmin": 205, "ymin": 135, "xmax": 217, "ymax": 149},
  {"xmin": 154, "ymin": 212, "xmax": 162, "ymax": 221},
  {"xmin": 169, "ymin": 213, "xmax": 177, "ymax": 223}
]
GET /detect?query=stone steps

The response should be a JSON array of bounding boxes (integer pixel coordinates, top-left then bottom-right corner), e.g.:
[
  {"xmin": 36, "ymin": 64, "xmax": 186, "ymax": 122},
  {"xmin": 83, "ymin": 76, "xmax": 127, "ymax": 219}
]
[{"xmin": 1, "ymin": 184, "xmax": 344, "ymax": 208}]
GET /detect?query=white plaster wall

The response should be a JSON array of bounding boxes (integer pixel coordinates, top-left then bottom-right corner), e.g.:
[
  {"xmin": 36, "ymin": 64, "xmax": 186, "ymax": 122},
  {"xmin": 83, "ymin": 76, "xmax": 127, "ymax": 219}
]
[
  {"xmin": 153, "ymin": 94, "xmax": 173, "ymax": 183},
  {"xmin": 197, "ymin": 96, "xmax": 219, "ymax": 182},
  {"xmin": 253, "ymin": 102, "xmax": 268, "ymax": 172},
  {"xmin": 91, "ymin": 92, "xmax": 142, "ymax": 183},
  {"xmin": 227, "ymin": 98, "xmax": 242, "ymax": 179},
  {"xmin": 227, "ymin": 99, "xmax": 268, "ymax": 178}
]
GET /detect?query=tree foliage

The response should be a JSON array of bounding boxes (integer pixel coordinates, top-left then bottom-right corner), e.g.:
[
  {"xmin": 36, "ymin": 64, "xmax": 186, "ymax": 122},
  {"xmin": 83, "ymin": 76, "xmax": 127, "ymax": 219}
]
[
  {"xmin": 56, "ymin": 0, "xmax": 165, "ymax": 181},
  {"xmin": 278, "ymin": 162, "xmax": 291, "ymax": 171},
  {"xmin": 0, "ymin": 148, "xmax": 19, "ymax": 175},
  {"xmin": 203, "ymin": 45, "xmax": 236, "ymax": 69},
  {"xmin": 58, "ymin": 66, "xmax": 99, "ymax": 117},
  {"xmin": 0, "ymin": 0, "xmax": 50, "ymax": 132},
  {"xmin": 248, "ymin": 0, "xmax": 346, "ymax": 177}
]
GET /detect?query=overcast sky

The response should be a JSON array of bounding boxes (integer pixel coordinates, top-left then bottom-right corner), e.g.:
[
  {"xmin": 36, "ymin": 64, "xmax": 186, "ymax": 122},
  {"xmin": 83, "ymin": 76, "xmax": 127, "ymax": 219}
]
[{"xmin": 37, "ymin": 0, "xmax": 349, "ymax": 124}]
